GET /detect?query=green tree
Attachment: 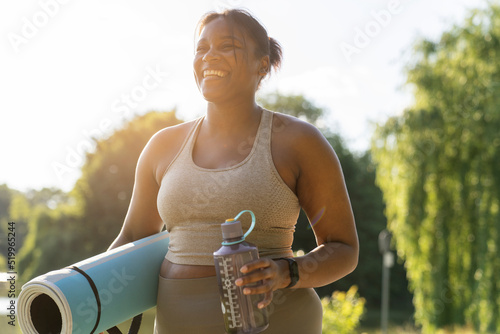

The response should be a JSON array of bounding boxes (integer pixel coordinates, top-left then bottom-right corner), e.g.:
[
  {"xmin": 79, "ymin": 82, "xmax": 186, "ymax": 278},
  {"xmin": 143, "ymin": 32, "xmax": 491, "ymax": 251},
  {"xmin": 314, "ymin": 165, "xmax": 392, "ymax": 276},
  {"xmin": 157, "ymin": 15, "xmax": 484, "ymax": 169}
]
[
  {"xmin": 0, "ymin": 184, "xmax": 16, "ymax": 219},
  {"xmin": 17, "ymin": 110, "xmax": 182, "ymax": 282},
  {"xmin": 17, "ymin": 203, "xmax": 82, "ymax": 283},
  {"xmin": 5, "ymin": 192, "xmax": 31, "ymax": 272},
  {"xmin": 372, "ymin": 4, "xmax": 500, "ymax": 333},
  {"xmin": 322, "ymin": 285, "xmax": 366, "ymax": 334},
  {"xmin": 12, "ymin": 187, "xmax": 84, "ymax": 283},
  {"xmin": 258, "ymin": 92, "xmax": 323, "ymax": 124},
  {"xmin": 73, "ymin": 110, "xmax": 182, "ymax": 254},
  {"xmin": 0, "ymin": 184, "xmax": 17, "ymax": 268},
  {"xmin": 23, "ymin": 187, "xmax": 71, "ymax": 208}
]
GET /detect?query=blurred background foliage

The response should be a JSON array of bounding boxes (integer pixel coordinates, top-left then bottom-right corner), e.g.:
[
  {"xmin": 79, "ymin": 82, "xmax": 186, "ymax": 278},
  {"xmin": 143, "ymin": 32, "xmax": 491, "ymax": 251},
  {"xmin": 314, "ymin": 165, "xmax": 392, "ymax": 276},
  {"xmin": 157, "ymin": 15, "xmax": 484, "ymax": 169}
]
[
  {"xmin": 372, "ymin": 3, "xmax": 500, "ymax": 333},
  {"xmin": 321, "ymin": 285, "xmax": 366, "ymax": 334},
  {"xmin": 2, "ymin": 3, "xmax": 500, "ymax": 333}
]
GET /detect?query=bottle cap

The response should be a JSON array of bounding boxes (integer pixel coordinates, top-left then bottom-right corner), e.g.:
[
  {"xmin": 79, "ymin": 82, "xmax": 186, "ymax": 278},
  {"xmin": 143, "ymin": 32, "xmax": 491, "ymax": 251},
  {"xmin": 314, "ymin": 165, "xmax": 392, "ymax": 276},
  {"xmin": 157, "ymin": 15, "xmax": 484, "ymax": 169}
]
[{"xmin": 221, "ymin": 219, "xmax": 244, "ymax": 240}]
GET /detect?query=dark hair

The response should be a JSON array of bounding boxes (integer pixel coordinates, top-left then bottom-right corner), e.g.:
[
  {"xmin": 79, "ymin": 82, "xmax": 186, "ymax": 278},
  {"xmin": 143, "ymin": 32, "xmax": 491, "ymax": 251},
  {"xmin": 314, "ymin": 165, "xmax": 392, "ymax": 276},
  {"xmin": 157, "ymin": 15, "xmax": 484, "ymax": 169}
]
[{"xmin": 195, "ymin": 9, "xmax": 283, "ymax": 85}]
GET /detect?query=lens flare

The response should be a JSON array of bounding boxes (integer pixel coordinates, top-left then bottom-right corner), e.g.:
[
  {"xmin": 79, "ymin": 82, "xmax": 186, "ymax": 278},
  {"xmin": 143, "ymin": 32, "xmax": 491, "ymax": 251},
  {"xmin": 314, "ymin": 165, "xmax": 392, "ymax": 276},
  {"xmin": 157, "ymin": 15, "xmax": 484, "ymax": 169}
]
[{"xmin": 308, "ymin": 206, "xmax": 326, "ymax": 229}]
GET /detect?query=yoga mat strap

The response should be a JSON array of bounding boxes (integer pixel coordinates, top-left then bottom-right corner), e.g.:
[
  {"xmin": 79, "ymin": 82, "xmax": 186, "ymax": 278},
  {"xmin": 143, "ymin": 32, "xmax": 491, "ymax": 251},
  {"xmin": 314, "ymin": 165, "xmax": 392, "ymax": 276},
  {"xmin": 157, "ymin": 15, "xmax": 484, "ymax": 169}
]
[
  {"xmin": 106, "ymin": 314, "xmax": 142, "ymax": 334},
  {"xmin": 68, "ymin": 266, "xmax": 142, "ymax": 334},
  {"xmin": 69, "ymin": 266, "xmax": 101, "ymax": 334},
  {"xmin": 128, "ymin": 313, "xmax": 143, "ymax": 334}
]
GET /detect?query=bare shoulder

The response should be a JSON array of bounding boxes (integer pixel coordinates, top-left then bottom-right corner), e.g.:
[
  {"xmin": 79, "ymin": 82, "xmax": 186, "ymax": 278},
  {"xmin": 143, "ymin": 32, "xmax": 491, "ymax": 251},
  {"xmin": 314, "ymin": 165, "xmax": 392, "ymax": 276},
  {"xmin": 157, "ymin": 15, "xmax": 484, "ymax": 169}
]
[
  {"xmin": 271, "ymin": 111, "xmax": 342, "ymax": 183},
  {"xmin": 269, "ymin": 112, "xmax": 337, "ymax": 194},
  {"xmin": 147, "ymin": 119, "xmax": 197, "ymax": 149},
  {"xmin": 271, "ymin": 112, "xmax": 332, "ymax": 154},
  {"xmin": 140, "ymin": 119, "xmax": 199, "ymax": 184}
]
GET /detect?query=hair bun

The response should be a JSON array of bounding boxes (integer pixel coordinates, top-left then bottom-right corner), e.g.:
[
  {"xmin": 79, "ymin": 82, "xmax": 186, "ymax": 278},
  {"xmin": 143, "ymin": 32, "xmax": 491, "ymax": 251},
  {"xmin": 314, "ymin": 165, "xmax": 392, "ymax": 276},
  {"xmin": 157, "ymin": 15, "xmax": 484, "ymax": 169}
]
[{"xmin": 268, "ymin": 37, "xmax": 283, "ymax": 72}]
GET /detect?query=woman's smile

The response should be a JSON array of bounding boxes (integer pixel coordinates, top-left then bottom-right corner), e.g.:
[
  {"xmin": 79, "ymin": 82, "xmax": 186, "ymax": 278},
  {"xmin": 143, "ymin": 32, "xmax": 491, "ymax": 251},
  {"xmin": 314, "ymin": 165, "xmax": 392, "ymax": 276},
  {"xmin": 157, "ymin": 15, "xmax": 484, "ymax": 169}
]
[{"xmin": 203, "ymin": 69, "xmax": 229, "ymax": 78}]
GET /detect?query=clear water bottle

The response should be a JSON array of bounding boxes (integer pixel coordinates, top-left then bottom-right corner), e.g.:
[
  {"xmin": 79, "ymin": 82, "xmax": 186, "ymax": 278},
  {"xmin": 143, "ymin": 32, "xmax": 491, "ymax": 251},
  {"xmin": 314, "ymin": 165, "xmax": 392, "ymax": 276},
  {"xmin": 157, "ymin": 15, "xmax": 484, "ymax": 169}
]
[{"xmin": 213, "ymin": 210, "xmax": 269, "ymax": 334}]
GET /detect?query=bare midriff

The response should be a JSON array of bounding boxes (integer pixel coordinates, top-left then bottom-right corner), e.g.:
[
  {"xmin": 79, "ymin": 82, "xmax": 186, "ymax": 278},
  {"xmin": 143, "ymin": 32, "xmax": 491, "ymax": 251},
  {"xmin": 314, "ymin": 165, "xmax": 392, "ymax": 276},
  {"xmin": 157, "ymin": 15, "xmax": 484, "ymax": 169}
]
[{"xmin": 160, "ymin": 258, "xmax": 216, "ymax": 279}]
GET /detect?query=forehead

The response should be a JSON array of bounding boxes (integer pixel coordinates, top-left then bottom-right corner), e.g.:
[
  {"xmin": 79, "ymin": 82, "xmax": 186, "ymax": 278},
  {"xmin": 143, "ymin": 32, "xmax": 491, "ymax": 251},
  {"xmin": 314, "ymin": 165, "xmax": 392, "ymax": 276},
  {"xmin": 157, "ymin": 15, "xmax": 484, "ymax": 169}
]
[{"xmin": 197, "ymin": 17, "xmax": 246, "ymax": 43}]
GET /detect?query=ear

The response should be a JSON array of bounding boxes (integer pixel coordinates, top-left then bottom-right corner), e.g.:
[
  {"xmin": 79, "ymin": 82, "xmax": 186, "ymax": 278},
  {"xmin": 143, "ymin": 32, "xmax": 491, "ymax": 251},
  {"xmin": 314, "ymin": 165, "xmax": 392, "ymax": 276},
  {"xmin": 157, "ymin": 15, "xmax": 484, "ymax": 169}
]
[{"xmin": 258, "ymin": 55, "xmax": 270, "ymax": 77}]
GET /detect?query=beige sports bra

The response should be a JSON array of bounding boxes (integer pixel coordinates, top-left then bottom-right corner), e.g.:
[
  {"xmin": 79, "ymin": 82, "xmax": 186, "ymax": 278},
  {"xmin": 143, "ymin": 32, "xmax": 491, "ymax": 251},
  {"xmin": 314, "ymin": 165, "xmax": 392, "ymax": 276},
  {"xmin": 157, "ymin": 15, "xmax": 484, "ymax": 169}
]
[{"xmin": 157, "ymin": 109, "xmax": 300, "ymax": 265}]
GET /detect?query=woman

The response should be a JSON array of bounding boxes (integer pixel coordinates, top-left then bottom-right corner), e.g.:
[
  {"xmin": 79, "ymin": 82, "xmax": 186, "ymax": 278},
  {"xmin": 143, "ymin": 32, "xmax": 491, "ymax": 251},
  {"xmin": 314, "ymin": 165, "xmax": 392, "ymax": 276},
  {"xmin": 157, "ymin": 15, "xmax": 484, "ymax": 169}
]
[{"xmin": 108, "ymin": 9, "xmax": 358, "ymax": 334}]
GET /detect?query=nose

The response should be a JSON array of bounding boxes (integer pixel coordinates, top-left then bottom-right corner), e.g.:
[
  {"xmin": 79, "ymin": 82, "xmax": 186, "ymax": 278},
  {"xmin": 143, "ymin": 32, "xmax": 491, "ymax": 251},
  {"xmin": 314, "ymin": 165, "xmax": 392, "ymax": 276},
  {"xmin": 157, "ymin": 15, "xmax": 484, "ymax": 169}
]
[{"xmin": 202, "ymin": 47, "xmax": 220, "ymax": 62}]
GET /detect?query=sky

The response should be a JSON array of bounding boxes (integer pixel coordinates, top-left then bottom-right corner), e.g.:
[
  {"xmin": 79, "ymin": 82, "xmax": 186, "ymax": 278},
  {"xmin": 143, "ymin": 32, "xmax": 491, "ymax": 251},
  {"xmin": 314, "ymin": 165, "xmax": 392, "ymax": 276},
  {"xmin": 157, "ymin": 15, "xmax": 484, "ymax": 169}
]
[{"xmin": 0, "ymin": 0, "xmax": 490, "ymax": 192}]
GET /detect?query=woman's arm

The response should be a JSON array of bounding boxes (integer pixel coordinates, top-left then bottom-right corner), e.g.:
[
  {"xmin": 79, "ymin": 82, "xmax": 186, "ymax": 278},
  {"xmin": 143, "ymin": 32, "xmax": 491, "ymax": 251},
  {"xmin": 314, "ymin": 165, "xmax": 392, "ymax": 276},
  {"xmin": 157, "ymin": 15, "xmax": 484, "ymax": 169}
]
[
  {"xmin": 236, "ymin": 116, "xmax": 359, "ymax": 307},
  {"xmin": 288, "ymin": 121, "xmax": 359, "ymax": 288},
  {"xmin": 107, "ymin": 128, "xmax": 177, "ymax": 250}
]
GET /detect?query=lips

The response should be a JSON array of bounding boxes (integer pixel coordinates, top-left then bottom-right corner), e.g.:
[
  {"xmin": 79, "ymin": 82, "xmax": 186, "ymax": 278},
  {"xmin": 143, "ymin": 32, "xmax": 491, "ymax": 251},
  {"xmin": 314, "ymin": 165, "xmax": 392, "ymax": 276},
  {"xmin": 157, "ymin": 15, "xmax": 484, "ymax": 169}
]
[{"xmin": 203, "ymin": 69, "xmax": 229, "ymax": 78}]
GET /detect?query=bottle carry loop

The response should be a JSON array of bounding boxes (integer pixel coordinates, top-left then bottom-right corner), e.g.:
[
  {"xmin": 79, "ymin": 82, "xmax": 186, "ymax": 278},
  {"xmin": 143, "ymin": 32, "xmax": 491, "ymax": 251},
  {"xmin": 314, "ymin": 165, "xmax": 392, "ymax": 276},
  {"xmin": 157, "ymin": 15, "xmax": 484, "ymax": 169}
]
[{"xmin": 221, "ymin": 210, "xmax": 256, "ymax": 246}]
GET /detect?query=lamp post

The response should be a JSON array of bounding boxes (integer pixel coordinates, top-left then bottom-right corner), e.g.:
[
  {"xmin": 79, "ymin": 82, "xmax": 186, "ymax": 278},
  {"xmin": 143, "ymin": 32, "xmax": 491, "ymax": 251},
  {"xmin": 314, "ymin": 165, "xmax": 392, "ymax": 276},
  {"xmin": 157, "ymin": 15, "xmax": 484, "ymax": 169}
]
[{"xmin": 378, "ymin": 229, "xmax": 394, "ymax": 334}]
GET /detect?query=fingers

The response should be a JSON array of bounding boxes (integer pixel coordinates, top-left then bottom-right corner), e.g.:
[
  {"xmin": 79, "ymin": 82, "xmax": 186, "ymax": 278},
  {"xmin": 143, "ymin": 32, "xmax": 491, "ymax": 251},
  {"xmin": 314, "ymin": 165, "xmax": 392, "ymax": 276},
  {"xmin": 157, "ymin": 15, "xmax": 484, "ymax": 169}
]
[
  {"xmin": 238, "ymin": 279, "xmax": 273, "ymax": 309},
  {"xmin": 235, "ymin": 258, "xmax": 282, "ymax": 307},
  {"xmin": 258, "ymin": 290, "xmax": 273, "ymax": 309},
  {"xmin": 240, "ymin": 258, "xmax": 274, "ymax": 274},
  {"xmin": 236, "ymin": 259, "xmax": 276, "ymax": 287},
  {"xmin": 241, "ymin": 279, "xmax": 273, "ymax": 295}
]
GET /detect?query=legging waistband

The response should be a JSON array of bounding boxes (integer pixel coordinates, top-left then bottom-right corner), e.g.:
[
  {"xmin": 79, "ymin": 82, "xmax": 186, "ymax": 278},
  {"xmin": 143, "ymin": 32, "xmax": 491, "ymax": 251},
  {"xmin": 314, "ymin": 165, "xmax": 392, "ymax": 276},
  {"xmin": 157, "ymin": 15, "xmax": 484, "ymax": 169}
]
[{"xmin": 157, "ymin": 275, "xmax": 218, "ymax": 295}]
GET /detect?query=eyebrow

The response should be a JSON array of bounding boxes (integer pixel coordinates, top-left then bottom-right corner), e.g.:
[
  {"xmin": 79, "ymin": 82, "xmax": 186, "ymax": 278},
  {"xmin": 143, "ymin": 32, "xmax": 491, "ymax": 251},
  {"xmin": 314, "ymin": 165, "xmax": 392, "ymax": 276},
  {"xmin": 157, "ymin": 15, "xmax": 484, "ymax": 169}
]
[{"xmin": 197, "ymin": 35, "xmax": 244, "ymax": 44}]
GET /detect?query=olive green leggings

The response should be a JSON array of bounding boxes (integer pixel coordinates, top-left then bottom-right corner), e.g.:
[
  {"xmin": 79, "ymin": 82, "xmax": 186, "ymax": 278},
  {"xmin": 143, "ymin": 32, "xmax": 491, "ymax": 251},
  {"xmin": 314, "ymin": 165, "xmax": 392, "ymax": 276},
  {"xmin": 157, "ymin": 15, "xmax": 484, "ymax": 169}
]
[{"xmin": 154, "ymin": 275, "xmax": 323, "ymax": 334}]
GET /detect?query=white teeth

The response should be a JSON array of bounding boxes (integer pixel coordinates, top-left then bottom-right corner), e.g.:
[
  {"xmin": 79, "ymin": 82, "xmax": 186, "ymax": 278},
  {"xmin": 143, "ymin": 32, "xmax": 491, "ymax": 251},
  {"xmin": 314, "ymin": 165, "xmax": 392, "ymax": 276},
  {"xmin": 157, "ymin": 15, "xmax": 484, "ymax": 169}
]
[{"xmin": 203, "ymin": 70, "xmax": 227, "ymax": 78}]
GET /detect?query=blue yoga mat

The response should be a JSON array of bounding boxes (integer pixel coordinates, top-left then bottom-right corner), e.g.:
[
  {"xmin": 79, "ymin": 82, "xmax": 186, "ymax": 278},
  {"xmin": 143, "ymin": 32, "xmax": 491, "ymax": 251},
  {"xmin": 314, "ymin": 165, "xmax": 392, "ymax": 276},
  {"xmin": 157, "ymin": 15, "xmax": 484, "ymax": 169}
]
[{"xmin": 18, "ymin": 231, "xmax": 169, "ymax": 334}]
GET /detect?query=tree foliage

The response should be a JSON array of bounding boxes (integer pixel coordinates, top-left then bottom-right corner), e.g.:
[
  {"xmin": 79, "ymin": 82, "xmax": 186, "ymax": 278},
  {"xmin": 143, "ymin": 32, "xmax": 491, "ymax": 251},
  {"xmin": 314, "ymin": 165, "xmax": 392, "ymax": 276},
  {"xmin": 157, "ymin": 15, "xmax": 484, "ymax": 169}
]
[
  {"xmin": 258, "ymin": 92, "xmax": 323, "ymax": 124},
  {"xmin": 0, "ymin": 184, "xmax": 16, "ymax": 266},
  {"xmin": 322, "ymin": 285, "xmax": 366, "ymax": 334},
  {"xmin": 16, "ymin": 111, "xmax": 182, "ymax": 283},
  {"xmin": 72, "ymin": 110, "xmax": 183, "ymax": 254},
  {"xmin": 17, "ymin": 203, "xmax": 82, "ymax": 283},
  {"xmin": 372, "ymin": 4, "xmax": 500, "ymax": 333},
  {"xmin": 1, "ymin": 187, "xmax": 31, "ymax": 277}
]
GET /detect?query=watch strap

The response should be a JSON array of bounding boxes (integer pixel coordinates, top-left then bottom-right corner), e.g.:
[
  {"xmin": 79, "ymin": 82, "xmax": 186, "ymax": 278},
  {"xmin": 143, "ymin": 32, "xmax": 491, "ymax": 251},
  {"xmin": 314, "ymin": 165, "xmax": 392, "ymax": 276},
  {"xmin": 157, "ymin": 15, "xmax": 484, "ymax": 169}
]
[{"xmin": 279, "ymin": 257, "xmax": 299, "ymax": 288}]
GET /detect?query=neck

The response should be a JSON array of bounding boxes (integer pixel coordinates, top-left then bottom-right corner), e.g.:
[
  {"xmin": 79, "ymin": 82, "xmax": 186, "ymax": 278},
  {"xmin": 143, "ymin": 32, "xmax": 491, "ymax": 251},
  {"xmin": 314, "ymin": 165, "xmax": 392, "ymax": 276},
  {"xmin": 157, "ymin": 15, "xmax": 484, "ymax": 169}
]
[{"xmin": 205, "ymin": 98, "xmax": 262, "ymax": 135}]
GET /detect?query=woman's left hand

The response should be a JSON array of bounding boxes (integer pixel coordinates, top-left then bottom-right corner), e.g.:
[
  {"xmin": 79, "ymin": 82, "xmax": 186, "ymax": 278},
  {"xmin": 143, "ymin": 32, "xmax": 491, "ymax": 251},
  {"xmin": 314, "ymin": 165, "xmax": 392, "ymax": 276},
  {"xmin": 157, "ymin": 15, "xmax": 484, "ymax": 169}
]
[{"xmin": 234, "ymin": 258, "xmax": 290, "ymax": 309}]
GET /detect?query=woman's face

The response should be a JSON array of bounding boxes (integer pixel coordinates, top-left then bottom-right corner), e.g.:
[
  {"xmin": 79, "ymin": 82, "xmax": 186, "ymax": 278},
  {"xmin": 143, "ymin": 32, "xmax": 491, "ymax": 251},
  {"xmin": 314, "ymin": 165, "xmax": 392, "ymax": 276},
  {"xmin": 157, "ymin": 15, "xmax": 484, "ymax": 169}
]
[{"xmin": 193, "ymin": 17, "xmax": 266, "ymax": 103}]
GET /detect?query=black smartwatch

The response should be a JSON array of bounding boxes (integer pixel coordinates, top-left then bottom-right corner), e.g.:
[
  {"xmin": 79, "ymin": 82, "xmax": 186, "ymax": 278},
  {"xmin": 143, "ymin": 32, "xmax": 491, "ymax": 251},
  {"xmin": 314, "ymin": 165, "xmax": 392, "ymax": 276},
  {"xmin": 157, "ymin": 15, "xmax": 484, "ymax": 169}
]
[{"xmin": 279, "ymin": 257, "xmax": 299, "ymax": 288}]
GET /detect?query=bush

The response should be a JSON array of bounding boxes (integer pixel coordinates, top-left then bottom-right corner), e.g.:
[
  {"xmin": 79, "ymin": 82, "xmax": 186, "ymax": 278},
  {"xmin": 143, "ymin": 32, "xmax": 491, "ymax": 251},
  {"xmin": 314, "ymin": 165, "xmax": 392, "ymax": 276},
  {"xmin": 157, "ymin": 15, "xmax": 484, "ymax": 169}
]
[{"xmin": 322, "ymin": 285, "xmax": 366, "ymax": 334}]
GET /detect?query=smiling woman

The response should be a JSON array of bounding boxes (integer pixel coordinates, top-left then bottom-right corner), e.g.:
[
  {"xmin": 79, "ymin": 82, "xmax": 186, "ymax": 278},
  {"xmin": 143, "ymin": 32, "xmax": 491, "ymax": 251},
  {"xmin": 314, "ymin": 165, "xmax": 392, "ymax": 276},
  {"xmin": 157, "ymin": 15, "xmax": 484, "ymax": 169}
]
[
  {"xmin": 193, "ymin": 10, "xmax": 282, "ymax": 89},
  {"xmin": 106, "ymin": 8, "xmax": 358, "ymax": 334}
]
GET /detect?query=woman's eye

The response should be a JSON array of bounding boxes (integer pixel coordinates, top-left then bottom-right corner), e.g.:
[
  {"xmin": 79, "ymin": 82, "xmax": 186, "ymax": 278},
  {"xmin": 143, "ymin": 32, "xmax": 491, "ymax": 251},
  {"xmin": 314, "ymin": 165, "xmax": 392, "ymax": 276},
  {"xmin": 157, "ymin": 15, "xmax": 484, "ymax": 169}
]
[
  {"xmin": 196, "ymin": 46, "xmax": 207, "ymax": 53},
  {"xmin": 221, "ymin": 44, "xmax": 235, "ymax": 50}
]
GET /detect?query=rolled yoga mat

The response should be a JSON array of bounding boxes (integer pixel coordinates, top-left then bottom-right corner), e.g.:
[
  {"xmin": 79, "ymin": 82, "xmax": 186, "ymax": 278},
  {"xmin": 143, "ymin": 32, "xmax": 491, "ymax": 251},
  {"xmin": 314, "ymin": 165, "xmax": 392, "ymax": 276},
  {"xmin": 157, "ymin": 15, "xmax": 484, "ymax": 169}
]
[{"xmin": 18, "ymin": 231, "xmax": 170, "ymax": 334}]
